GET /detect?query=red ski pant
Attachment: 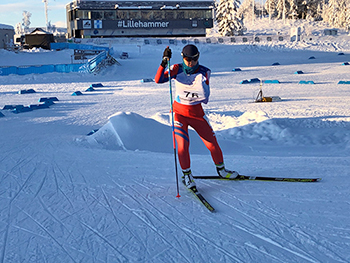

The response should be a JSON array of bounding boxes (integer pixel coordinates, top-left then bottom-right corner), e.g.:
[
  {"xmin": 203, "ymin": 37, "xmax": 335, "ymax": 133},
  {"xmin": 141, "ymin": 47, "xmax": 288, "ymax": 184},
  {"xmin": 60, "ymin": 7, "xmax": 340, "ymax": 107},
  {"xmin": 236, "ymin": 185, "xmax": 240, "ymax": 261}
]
[{"xmin": 174, "ymin": 113, "xmax": 224, "ymax": 170}]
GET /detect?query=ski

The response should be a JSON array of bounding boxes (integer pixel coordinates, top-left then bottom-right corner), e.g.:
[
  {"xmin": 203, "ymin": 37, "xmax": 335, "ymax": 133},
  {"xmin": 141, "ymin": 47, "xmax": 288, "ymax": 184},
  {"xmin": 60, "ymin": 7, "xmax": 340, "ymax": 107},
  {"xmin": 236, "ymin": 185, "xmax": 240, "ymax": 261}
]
[
  {"xmin": 192, "ymin": 175, "xmax": 321, "ymax": 182},
  {"xmin": 182, "ymin": 179, "xmax": 215, "ymax": 212}
]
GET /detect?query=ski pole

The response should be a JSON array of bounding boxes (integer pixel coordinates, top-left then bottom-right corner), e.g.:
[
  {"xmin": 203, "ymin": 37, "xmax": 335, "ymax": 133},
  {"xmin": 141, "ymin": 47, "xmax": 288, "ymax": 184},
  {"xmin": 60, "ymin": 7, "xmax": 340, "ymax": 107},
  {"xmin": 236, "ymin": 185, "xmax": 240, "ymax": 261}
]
[{"xmin": 167, "ymin": 57, "xmax": 181, "ymax": 198}]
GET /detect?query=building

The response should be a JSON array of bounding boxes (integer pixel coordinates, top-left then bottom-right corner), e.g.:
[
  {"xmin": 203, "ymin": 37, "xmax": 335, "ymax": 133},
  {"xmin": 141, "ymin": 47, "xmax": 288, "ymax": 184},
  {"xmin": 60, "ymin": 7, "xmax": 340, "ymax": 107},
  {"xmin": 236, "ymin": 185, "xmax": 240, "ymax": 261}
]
[
  {"xmin": 0, "ymin": 24, "xmax": 15, "ymax": 49},
  {"xmin": 66, "ymin": 0, "xmax": 214, "ymax": 38}
]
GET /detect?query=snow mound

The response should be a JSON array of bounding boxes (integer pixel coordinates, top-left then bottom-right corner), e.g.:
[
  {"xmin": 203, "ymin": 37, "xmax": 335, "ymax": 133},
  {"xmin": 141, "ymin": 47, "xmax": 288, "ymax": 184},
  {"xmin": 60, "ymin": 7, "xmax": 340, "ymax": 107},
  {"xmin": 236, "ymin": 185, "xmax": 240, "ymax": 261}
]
[
  {"xmin": 87, "ymin": 112, "xmax": 174, "ymax": 152},
  {"xmin": 208, "ymin": 110, "xmax": 270, "ymax": 131},
  {"xmin": 217, "ymin": 114, "xmax": 350, "ymax": 147},
  {"xmin": 86, "ymin": 112, "xmax": 233, "ymax": 154},
  {"xmin": 86, "ymin": 111, "xmax": 350, "ymax": 154}
]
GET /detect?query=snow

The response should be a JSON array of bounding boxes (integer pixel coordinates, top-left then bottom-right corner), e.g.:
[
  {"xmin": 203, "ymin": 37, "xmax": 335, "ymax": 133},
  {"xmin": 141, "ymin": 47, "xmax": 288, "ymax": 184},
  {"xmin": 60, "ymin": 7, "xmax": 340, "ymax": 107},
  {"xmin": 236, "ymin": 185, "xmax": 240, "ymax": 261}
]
[
  {"xmin": 1, "ymin": 19, "xmax": 350, "ymax": 262},
  {"xmin": 0, "ymin": 24, "xmax": 14, "ymax": 30}
]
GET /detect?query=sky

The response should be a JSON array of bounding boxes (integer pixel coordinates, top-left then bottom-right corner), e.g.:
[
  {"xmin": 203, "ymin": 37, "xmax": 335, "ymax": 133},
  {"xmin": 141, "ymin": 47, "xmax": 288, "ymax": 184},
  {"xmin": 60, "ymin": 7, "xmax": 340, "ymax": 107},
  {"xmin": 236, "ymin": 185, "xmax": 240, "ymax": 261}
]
[{"xmin": 0, "ymin": 0, "xmax": 68, "ymax": 28}]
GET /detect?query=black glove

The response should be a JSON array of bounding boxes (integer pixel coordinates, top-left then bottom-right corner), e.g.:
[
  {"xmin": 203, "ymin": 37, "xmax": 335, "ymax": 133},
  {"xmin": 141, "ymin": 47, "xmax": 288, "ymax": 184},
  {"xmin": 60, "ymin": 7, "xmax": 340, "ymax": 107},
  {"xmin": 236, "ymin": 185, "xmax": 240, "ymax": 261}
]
[{"xmin": 161, "ymin": 46, "xmax": 172, "ymax": 67}]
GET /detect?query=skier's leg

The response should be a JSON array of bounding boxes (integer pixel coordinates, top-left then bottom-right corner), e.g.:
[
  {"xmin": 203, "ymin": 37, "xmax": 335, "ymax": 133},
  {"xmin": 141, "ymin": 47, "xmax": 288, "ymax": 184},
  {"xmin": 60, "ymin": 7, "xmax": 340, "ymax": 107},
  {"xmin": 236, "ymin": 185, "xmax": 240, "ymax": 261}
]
[
  {"xmin": 190, "ymin": 116, "xmax": 239, "ymax": 178},
  {"xmin": 189, "ymin": 115, "xmax": 224, "ymax": 165},
  {"xmin": 174, "ymin": 113, "xmax": 191, "ymax": 170}
]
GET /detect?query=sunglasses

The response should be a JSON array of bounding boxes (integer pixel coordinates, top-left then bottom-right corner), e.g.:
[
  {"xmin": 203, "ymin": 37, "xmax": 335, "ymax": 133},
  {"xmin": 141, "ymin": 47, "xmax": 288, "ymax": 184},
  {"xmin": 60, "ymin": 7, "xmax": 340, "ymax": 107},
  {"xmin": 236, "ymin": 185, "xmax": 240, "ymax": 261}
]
[{"xmin": 183, "ymin": 56, "xmax": 199, "ymax": 62}]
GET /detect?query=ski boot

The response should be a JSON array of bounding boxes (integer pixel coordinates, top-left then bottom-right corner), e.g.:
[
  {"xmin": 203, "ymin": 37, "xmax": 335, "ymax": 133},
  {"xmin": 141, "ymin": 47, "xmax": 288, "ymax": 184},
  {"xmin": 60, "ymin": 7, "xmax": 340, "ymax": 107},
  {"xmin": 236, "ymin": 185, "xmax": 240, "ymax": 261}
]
[
  {"xmin": 216, "ymin": 164, "xmax": 239, "ymax": 179},
  {"xmin": 182, "ymin": 169, "xmax": 196, "ymax": 189}
]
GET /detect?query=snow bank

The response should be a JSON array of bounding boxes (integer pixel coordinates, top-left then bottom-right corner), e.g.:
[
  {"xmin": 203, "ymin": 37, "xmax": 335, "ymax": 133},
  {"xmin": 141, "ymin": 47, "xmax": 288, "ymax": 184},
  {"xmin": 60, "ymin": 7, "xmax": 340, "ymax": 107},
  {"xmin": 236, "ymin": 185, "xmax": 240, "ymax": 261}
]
[
  {"xmin": 0, "ymin": 49, "xmax": 74, "ymax": 67},
  {"xmin": 87, "ymin": 112, "xmax": 174, "ymax": 152},
  {"xmin": 85, "ymin": 110, "xmax": 350, "ymax": 156},
  {"xmin": 0, "ymin": 23, "xmax": 14, "ymax": 30}
]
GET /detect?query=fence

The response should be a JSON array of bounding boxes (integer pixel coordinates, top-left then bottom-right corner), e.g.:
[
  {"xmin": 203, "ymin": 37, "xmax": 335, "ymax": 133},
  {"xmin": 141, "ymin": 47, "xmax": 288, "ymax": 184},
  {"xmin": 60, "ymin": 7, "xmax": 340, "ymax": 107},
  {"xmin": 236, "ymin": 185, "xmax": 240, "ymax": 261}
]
[
  {"xmin": 0, "ymin": 43, "xmax": 112, "ymax": 76},
  {"xmin": 76, "ymin": 35, "xmax": 289, "ymax": 46},
  {"xmin": 50, "ymin": 42, "xmax": 110, "ymax": 52},
  {"xmin": 0, "ymin": 63, "xmax": 88, "ymax": 76}
]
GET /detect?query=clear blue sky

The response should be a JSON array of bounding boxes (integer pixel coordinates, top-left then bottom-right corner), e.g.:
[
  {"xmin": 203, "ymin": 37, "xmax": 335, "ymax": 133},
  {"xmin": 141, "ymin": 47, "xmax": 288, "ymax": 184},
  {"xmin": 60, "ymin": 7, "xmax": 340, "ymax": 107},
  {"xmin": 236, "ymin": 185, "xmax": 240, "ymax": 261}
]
[{"xmin": 0, "ymin": 0, "xmax": 68, "ymax": 28}]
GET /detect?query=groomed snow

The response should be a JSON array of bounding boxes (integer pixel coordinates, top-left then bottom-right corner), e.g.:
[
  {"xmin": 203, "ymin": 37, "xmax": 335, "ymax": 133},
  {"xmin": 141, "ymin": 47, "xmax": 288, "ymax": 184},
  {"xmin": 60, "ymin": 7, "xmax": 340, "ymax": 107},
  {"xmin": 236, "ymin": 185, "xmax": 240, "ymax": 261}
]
[
  {"xmin": 1, "ymin": 19, "xmax": 350, "ymax": 262},
  {"xmin": 0, "ymin": 23, "xmax": 14, "ymax": 30}
]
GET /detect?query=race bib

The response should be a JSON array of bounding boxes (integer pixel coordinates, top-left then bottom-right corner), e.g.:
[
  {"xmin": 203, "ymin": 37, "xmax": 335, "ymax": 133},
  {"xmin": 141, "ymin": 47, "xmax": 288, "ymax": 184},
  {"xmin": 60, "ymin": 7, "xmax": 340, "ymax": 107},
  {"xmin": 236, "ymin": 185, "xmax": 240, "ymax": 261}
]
[{"xmin": 175, "ymin": 74, "xmax": 210, "ymax": 105}]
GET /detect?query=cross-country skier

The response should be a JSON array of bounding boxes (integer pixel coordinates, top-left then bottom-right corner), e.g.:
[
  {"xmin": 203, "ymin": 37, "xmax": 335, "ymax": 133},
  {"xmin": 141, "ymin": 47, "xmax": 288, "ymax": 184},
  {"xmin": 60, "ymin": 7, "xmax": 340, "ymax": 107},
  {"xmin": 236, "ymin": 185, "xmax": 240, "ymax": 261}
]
[{"xmin": 155, "ymin": 44, "xmax": 239, "ymax": 189}]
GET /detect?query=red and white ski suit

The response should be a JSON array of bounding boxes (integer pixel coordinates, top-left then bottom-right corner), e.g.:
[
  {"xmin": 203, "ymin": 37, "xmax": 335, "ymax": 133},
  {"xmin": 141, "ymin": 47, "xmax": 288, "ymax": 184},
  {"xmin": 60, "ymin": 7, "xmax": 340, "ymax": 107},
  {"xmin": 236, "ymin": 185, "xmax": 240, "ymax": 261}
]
[{"xmin": 155, "ymin": 63, "xmax": 224, "ymax": 170}]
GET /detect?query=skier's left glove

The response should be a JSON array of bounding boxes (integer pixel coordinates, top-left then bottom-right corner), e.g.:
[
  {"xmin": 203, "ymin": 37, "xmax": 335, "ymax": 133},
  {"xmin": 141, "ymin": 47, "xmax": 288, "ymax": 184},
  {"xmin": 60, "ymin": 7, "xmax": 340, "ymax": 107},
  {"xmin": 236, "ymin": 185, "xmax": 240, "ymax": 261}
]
[{"xmin": 161, "ymin": 46, "xmax": 172, "ymax": 68}]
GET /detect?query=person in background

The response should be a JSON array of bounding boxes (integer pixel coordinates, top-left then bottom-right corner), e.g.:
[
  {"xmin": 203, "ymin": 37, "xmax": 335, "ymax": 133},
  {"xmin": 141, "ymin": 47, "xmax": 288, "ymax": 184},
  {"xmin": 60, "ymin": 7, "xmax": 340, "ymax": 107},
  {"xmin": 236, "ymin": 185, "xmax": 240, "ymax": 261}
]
[{"xmin": 155, "ymin": 44, "xmax": 239, "ymax": 189}]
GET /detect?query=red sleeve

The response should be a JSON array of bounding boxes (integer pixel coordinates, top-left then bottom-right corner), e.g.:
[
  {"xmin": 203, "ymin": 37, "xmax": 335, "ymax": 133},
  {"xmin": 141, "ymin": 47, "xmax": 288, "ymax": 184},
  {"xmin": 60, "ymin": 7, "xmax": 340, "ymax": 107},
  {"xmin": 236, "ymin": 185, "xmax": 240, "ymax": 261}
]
[
  {"xmin": 205, "ymin": 70, "xmax": 211, "ymax": 85},
  {"xmin": 154, "ymin": 64, "xmax": 180, "ymax": 84}
]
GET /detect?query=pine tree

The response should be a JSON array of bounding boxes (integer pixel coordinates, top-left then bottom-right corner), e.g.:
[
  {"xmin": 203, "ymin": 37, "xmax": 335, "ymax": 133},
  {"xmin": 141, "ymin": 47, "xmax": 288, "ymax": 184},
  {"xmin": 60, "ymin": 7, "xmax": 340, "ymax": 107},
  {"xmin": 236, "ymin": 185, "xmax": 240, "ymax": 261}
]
[
  {"xmin": 22, "ymin": 11, "xmax": 32, "ymax": 33},
  {"xmin": 288, "ymin": 0, "xmax": 298, "ymax": 19},
  {"xmin": 265, "ymin": 0, "xmax": 278, "ymax": 19},
  {"xmin": 335, "ymin": 0, "xmax": 347, "ymax": 27},
  {"xmin": 322, "ymin": 0, "xmax": 338, "ymax": 25},
  {"xmin": 216, "ymin": 0, "xmax": 244, "ymax": 36},
  {"xmin": 238, "ymin": 0, "xmax": 257, "ymax": 21},
  {"xmin": 276, "ymin": 0, "xmax": 288, "ymax": 19}
]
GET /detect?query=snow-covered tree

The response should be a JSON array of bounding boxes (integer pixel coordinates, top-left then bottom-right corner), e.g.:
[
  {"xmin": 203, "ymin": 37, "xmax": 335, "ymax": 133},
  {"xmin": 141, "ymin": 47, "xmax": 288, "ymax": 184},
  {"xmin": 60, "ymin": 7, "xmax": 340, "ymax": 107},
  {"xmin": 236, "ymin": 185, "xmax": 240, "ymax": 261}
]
[
  {"xmin": 316, "ymin": 2, "xmax": 323, "ymax": 20},
  {"xmin": 216, "ymin": 0, "xmax": 244, "ymax": 36},
  {"xmin": 15, "ymin": 23, "xmax": 23, "ymax": 35},
  {"xmin": 288, "ymin": 0, "xmax": 298, "ymax": 19},
  {"xmin": 334, "ymin": 0, "xmax": 347, "ymax": 27},
  {"xmin": 322, "ymin": 0, "xmax": 350, "ymax": 28},
  {"xmin": 238, "ymin": 0, "xmax": 258, "ymax": 21},
  {"xmin": 22, "ymin": 11, "xmax": 32, "ymax": 33},
  {"xmin": 47, "ymin": 21, "xmax": 57, "ymax": 33},
  {"xmin": 275, "ymin": 0, "xmax": 291, "ymax": 19},
  {"xmin": 265, "ymin": 0, "xmax": 278, "ymax": 19}
]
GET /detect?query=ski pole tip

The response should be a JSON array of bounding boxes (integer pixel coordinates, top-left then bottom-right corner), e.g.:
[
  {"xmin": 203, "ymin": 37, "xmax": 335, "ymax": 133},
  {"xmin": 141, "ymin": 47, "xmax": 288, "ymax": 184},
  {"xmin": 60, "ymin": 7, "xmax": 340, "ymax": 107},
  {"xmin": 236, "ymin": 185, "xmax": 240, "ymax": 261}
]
[{"xmin": 176, "ymin": 194, "xmax": 181, "ymax": 198}]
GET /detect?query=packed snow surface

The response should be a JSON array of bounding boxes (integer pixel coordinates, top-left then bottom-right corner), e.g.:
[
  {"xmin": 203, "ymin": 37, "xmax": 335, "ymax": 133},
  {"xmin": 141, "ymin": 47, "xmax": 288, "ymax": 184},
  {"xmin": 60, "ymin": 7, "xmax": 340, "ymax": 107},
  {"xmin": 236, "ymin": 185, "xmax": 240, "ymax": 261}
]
[{"xmin": 1, "ymin": 20, "xmax": 350, "ymax": 262}]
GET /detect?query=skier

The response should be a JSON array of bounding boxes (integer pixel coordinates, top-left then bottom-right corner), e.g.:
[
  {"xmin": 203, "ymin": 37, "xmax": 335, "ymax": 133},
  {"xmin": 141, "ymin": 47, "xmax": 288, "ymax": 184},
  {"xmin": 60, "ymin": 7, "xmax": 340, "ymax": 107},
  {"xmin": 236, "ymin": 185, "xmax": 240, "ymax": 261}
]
[{"xmin": 155, "ymin": 44, "xmax": 239, "ymax": 189}]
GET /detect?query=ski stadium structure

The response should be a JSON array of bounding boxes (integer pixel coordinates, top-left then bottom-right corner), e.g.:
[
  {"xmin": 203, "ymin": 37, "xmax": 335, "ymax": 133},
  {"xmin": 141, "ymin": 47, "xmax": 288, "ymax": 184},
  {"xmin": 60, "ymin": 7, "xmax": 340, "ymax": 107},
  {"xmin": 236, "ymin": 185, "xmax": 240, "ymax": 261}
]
[{"xmin": 66, "ymin": 0, "xmax": 215, "ymax": 38}]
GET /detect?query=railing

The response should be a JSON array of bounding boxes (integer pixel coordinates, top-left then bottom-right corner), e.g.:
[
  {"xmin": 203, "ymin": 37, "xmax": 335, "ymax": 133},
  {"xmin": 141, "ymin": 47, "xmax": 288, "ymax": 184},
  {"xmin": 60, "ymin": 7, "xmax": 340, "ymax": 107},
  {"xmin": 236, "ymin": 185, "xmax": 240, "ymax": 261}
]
[
  {"xmin": 0, "ymin": 63, "xmax": 87, "ymax": 76},
  {"xmin": 0, "ymin": 43, "xmax": 113, "ymax": 76}
]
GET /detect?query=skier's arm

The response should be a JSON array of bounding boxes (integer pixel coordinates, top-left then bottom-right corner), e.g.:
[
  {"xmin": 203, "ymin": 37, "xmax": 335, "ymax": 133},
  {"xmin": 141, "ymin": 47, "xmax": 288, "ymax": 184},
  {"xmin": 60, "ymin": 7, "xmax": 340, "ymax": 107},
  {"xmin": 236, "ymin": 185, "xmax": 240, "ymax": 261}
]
[
  {"xmin": 155, "ymin": 64, "xmax": 179, "ymax": 83},
  {"xmin": 205, "ymin": 69, "xmax": 211, "ymax": 85},
  {"xmin": 155, "ymin": 65, "xmax": 168, "ymax": 83},
  {"xmin": 155, "ymin": 46, "xmax": 173, "ymax": 84}
]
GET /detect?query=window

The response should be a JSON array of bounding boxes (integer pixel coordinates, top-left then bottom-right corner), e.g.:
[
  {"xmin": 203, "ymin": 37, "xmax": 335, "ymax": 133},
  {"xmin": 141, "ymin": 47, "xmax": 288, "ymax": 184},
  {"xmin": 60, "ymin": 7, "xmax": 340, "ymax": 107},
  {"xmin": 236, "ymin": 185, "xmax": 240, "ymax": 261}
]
[
  {"xmin": 129, "ymin": 10, "xmax": 141, "ymax": 19},
  {"xmin": 153, "ymin": 10, "xmax": 164, "ymax": 19},
  {"xmin": 116, "ymin": 11, "xmax": 128, "ymax": 19},
  {"xmin": 176, "ymin": 11, "xmax": 184, "ymax": 19},
  {"xmin": 69, "ymin": 10, "xmax": 74, "ymax": 21},
  {"xmin": 204, "ymin": 10, "xmax": 212, "ymax": 19},
  {"xmin": 91, "ymin": 11, "xmax": 103, "ymax": 20},
  {"xmin": 77, "ymin": 10, "xmax": 91, "ymax": 19},
  {"xmin": 165, "ymin": 10, "xmax": 175, "ymax": 20},
  {"xmin": 141, "ymin": 10, "xmax": 153, "ymax": 19},
  {"xmin": 104, "ymin": 11, "xmax": 115, "ymax": 20},
  {"xmin": 185, "ymin": 10, "xmax": 203, "ymax": 19}
]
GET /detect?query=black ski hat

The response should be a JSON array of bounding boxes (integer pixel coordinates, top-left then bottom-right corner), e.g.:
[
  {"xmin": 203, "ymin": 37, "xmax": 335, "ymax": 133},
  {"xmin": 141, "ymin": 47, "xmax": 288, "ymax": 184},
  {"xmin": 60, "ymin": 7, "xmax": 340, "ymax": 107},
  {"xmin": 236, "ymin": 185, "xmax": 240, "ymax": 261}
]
[{"xmin": 181, "ymin": 44, "xmax": 199, "ymax": 58}]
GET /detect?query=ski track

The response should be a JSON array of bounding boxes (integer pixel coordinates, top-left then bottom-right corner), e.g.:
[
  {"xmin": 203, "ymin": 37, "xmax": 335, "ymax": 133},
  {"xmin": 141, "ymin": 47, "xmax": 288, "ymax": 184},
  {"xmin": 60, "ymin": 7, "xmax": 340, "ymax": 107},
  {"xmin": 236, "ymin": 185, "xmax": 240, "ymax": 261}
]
[
  {"xmin": 110, "ymin": 183, "xmax": 196, "ymax": 263},
  {"xmin": 2, "ymin": 39, "xmax": 350, "ymax": 262},
  {"xmin": 129, "ymin": 179, "xmax": 251, "ymax": 263},
  {"xmin": 198, "ymin": 179, "xmax": 348, "ymax": 263},
  {"xmin": 1, "ymin": 141, "xmax": 348, "ymax": 262},
  {"xmin": 210, "ymin": 195, "xmax": 320, "ymax": 263}
]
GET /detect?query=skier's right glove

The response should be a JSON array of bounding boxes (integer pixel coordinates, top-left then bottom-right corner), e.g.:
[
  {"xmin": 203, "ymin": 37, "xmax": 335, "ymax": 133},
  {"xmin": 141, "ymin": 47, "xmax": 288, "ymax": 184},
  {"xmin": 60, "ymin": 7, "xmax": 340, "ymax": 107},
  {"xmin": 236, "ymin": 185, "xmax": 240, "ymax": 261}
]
[{"xmin": 161, "ymin": 46, "xmax": 172, "ymax": 68}]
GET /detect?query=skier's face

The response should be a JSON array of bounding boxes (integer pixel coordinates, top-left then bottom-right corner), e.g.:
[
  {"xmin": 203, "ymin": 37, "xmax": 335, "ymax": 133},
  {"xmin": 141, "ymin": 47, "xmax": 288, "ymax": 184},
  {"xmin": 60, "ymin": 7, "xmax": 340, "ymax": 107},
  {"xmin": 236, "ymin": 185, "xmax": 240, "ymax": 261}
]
[{"xmin": 183, "ymin": 56, "xmax": 199, "ymax": 67}]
